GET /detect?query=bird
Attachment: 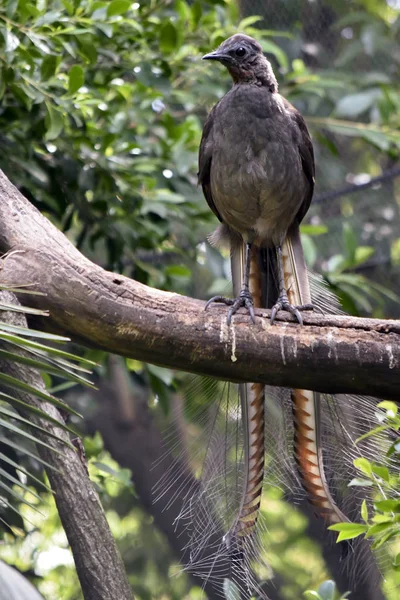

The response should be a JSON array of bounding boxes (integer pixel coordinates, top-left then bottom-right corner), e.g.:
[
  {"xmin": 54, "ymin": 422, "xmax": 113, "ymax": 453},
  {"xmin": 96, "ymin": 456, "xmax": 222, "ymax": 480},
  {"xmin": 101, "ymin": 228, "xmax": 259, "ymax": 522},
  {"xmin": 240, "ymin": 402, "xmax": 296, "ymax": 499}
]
[
  {"xmin": 195, "ymin": 33, "xmax": 349, "ymax": 598},
  {"xmin": 155, "ymin": 36, "xmax": 389, "ymax": 600},
  {"xmin": 199, "ymin": 33, "xmax": 316, "ymax": 325}
]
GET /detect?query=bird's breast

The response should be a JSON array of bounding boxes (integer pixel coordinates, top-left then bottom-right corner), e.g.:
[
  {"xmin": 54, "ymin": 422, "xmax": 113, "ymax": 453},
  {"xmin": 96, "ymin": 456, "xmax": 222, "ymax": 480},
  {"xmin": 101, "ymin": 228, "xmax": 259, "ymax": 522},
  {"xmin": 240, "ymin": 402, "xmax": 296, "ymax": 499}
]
[{"xmin": 210, "ymin": 89, "xmax": 306, "ymax": 246}]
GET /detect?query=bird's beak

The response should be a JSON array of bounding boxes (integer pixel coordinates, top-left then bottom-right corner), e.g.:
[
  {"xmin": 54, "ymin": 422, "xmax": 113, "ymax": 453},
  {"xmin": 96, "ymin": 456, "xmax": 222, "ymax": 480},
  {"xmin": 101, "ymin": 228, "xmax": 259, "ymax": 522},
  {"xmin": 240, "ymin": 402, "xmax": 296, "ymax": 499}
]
[{"xmin": 202, "ymin": 51, "xmax": 232, "ymax": 64}]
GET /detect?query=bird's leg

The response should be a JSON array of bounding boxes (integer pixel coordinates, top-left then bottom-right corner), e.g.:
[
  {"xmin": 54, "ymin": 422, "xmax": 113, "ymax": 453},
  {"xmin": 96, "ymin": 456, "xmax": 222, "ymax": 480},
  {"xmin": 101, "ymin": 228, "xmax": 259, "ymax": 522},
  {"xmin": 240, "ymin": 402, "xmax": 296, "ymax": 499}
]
[
  {"xmin": 270, "ymin": 245, "xmax": 315, "ymax": 325},
  {"xmin": 205, "ymin": 242, "xmax": 255, "ymax": 325}
]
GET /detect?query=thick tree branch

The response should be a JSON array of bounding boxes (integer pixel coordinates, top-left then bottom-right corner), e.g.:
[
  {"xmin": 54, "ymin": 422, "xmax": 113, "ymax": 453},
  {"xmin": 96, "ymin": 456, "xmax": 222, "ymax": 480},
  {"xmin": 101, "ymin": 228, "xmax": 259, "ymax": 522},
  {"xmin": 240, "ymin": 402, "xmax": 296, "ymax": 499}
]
[
  {"xmin": 0, "ymin": 292, "xmax": 134, "ymax": 600},
  {"xmin": 0, "ymin": 169, "xmax": 399, "ymax": 400}
]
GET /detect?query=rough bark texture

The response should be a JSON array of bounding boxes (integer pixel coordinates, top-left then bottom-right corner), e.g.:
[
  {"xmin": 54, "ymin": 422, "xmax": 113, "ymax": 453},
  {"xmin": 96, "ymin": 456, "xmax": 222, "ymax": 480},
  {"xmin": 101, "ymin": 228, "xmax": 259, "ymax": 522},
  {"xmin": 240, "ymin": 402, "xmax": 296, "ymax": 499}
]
[
  {"xmin": 0, "ymin": 170, "xmax": 399, "ymax": 401},
  {"xmin": 0, "ymin": 293, "xmax": 134, "ymax": 600}
]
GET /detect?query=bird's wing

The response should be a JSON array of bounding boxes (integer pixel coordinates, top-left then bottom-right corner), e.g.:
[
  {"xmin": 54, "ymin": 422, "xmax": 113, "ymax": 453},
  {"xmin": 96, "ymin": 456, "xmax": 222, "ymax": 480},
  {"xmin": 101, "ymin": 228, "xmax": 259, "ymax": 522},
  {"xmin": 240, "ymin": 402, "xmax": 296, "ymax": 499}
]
[
  {"xmin": 283, "ymin": 98, "xmax": 315, "ymax": 224},
  {"xmin": 198, "ymin": 106, "xmax": 223, "ymax": 223}
]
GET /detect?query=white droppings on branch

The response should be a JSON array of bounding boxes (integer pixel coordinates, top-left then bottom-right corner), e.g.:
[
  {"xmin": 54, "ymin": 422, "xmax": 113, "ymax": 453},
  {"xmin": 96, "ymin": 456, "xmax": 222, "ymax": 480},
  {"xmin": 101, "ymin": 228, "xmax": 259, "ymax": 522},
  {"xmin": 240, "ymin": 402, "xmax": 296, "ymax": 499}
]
[
  {"xmin": 230, "ymin": 325, "xmax": 237, "ymax": 363},
  {"xmin": 280, "ymin": 335, "xmax": 287, "ymax": 366},
  {"xmin": 386, "ymin": 344, "xmax": 396, "ymax": 369}
]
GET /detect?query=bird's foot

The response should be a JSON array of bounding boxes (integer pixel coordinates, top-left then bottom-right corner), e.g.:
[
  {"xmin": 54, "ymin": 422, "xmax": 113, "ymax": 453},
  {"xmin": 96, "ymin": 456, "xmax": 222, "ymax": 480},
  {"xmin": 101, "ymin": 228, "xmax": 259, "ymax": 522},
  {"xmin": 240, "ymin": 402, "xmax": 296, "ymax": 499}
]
[
  {"xmin": 205, "ymin": 289, "xmax": 255, "ymax": 326},
  {"xmin": 270, "ymin": 299, "xmax": 318, "ymax": 325}
]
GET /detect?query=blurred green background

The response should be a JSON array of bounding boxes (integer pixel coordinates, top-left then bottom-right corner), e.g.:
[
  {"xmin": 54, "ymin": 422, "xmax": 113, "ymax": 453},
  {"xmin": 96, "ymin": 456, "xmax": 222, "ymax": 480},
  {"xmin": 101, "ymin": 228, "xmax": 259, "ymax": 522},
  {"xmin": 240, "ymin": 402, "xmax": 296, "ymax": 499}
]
[{"xmin": 0, "ymin": 0, "xmax": 399, "ymax": 598}]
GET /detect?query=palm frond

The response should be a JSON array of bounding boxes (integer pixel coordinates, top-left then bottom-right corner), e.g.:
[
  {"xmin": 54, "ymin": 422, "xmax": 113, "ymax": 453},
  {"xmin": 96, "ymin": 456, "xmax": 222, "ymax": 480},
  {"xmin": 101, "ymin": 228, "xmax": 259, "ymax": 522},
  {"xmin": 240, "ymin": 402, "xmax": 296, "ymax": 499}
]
[{"xmin": 0, "ymin": 288, "xmax": 94, "ymax": 533}]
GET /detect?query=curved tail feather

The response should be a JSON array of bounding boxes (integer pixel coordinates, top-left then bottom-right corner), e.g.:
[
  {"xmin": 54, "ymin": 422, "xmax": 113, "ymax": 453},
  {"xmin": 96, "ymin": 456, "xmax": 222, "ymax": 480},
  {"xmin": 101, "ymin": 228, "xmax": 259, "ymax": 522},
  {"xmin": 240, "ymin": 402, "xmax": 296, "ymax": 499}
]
[{"xmin": 154, "ymin": 229, "xmax": 393, "ymax": 599}]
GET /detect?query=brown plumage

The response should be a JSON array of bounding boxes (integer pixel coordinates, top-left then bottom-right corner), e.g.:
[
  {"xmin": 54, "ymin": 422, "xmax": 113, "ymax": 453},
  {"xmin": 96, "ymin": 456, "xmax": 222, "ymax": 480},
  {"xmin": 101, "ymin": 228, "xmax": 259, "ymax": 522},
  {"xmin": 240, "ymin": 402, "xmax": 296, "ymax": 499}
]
[{"xmin": 200, "ymin": 33, "xmax": 315, "ymax": 324}]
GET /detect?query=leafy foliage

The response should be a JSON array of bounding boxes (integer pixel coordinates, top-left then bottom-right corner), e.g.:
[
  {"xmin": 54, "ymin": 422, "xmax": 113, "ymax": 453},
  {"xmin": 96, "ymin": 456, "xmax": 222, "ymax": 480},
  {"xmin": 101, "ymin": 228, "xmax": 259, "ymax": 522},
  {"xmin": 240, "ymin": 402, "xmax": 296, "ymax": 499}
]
[
  {"xmin": 0, "ymin": 0, "xmax": 400, "ymax": 599},
  {"xmin": 329, "ymin": 402, "xmax": 400, "ymax": 553}
]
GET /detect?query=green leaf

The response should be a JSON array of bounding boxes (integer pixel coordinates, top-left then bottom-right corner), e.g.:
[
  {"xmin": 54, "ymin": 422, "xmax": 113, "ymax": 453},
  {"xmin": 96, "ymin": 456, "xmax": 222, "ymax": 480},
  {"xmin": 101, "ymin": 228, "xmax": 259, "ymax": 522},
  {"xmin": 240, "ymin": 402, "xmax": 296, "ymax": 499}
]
[
  {"xmin": 0, "ymin": 331, "xmax": 96, "ymax": 365},
  {"xmin": 6, "ymin": 0, "xmax": 18, "ymax": 18},
  {"xmin": 41, "ymin": 55, "xmax": 59, "ymax": 80},
  {"xmin": 300, "ymin": 224, "xmax": 328, "ymax": 235},
  {"xmin": 45, "ymin": 102, "xmax": 64, "ymax": 141},
  {"xmin": 342, "ymin": 222, "xmax": 357, "ymax": 263},
  {"xmin": 361, "ymin": 500, "xmax": 369, "ymax": 523},
  {"xmin": 0, "ymin": 451, "xmax": 52, "ymax": 492},
  {"xmin": 77, "ymin": 41, "xmax": 98, "ymax": 65},
  {"xmin": 0, "ymin": 418, "xmax": 64, "ymax": 455},
  {"xmin": 107, "ymin": 0, "xmax": 131, "ymax": 16},
  {"xmin": 160, "ymin": 22, "xmax": 178, "ymax": 54},
  {"xmin": 0, "ymin": 390, "xmax": 77, "ymax": 436},
  {"xmin": 371, "ymin": 464, "xmax": 389, "ymax": 482},
  {"xmin": 92, "ymin": 462, "xmax": 132, "ymax": 486},
  {"xmin": 0, "ymin": 301, "xmax": 48, "ymax": 316},
  {"xmin": 237, "ymin": 16, "xmax": 263, "ymax": 29},
  {"xmin": 3, "ymin": 29, "xmax": 20, "ymax": 53},
  {"xmin": 0, "ymin": 348, "xmax": 92, "ymax": 386},
  {"xmin": 0, "ymin": 465, "xmax": 42, "ymax": 502},
  {"xmin": 328, "ymin": 522, "xmax": 367, "ymax": 542},
  {"xmin": 165, "ymin": 265, "xmax": 191, "ymax": 279},
  {"xmin": 354, "ymin": 246, "xmax": 374, "ymax": 265},
  {"xmin": 0, "ymin": 322, "xmax": 69, "ymax": 341},
  {"xmin": 34, "ymin": 10, "xmax": 62, "ymax": 26},
  {"xmin": 301, "ymin": 234, "xmax": 317, "ymax": 268},
  {"xmin": 391, "ymin": 239, "xmax": 400, "ymax": 266},
  {"xmin": 365, "ymin": 522, "xmax": 393, "ymax": 538},
  {"xmin": 62, "ymin": 0, "xmax": 74, "ymax": 15},
  {"xmin": 0, "ymin": 478, "xmax": 44, "ymax": 515},
  {"xmin": 27, "ymin": 32, "xmax": 52, "ymax": 54},
  {"xmin": 393, "ymin": 553, "xmax": 400, "ymax": 568},
  {"xmin": 348, "ymin": 478, "xmax": 373, "ymax": 487},
  {"xmin": 96, "ymin": 23, "xmax": 113, "ymax": 38},
  {"xmin": 318, "ymin": 580, "xmax": 336, "ymax": 600},
  {"xmin": 68, "ymin": 65, "xmax": 84, "ymax": 95},
  {"xmin": 353, "ymin": 457, "xmax": 372, "ymax": 476},
  {"xmin": 303, "ymin": 592, "xmax": 323, "ymax": 600},
  {"xmin": 0, "ymin": 372, "xmax": 81, "ymax": 417},
  {"xmin": 377, "ymin": 401, "xmax": 398, "ymax": 416},
  {"xmin": 355, "ymin": 424, "xmax": 388, "ymax": 443},
  {"xmin": 191, "ymin": 1, "xmax": 202, "ymax": 26},
  {"xmin": 0, "ymin": 435, "xmax": 57, "ymax": 472},
  {"xmin": 0, "ymin": 405, "xmax": 74, "ymax": 447},
  {"xmin": 259, "ymin": 39, "xmax": 288, "ymax": 69},
  {"xmin": 336, "ymin": 89, "xmax": 381, "ymax": 118},
  {"xmin": 374, "ymin": 500, "xmax": 400, "ymax": 513},
  {"xmin": 361, "ymin": 129, "xmax": 390, "ymax": 150},
  {"xmin": 371, "ymin": 528, "xmax": 399, "ymax": 550},
  {"xmin": 147, "ymin": 364, "xmax": 174, "ymax": 386}
]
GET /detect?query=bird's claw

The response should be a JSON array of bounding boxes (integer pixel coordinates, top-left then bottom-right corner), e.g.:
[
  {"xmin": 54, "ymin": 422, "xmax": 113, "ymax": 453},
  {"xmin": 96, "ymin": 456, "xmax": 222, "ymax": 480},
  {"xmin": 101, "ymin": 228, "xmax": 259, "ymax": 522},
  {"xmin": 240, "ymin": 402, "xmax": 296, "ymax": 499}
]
[
  {"xmin": 270, "ymin": 300, "xmax": 319, "ymax": 325},
  {"xmin": 205, "ymin": 290, "xmax": 255, "ymax": 325}
]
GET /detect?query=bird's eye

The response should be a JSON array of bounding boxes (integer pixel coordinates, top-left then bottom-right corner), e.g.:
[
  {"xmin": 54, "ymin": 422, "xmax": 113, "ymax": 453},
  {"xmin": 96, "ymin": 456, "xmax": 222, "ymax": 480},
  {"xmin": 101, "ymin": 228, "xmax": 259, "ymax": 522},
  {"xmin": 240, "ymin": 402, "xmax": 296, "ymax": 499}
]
[{"xmin": 235, "ymin": 47, "xmax": 246, "ymax": 57}]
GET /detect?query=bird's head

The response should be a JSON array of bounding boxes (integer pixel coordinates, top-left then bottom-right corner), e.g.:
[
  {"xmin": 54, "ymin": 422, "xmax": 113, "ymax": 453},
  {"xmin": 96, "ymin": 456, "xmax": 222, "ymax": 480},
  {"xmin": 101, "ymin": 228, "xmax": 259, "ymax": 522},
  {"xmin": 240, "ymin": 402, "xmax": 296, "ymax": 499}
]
[{"xmin": 202, "ymin": 34, "xmax": 277, "ymax": 90}]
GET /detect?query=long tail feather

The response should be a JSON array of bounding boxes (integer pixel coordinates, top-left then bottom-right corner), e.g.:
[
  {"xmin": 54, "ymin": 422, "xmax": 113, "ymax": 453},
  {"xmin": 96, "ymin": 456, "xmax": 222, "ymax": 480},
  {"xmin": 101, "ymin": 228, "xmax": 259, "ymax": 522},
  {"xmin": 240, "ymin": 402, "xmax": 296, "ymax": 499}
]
[
  {"xmin": 283, "ymin": 227, "xmax": 349, "ymax": 525},
  {"xmin": 154, "ymin": 229, "xmax": 395, "ymax": 599}
]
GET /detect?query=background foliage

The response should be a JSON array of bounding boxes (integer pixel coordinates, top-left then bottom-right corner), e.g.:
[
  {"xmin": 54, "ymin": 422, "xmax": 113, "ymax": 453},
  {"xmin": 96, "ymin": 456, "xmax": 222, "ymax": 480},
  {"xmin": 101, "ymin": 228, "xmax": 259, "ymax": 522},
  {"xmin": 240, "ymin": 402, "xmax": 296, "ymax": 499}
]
[{"xmin": 0, "ymin": 0, "xmax": 399, "ymax": 599}]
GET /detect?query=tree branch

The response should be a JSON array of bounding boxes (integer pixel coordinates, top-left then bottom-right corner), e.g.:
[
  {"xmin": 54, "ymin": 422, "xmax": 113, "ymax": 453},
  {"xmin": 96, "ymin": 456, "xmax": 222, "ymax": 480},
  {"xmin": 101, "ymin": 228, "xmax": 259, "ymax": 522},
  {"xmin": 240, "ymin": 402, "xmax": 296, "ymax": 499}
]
[
  {"xmin": 0, "ymin": 169, "xmax": 399, "ymax": 400},
  {"xmin": 0, "ymin": 292, "xmax": 134, "ymax": 600}
]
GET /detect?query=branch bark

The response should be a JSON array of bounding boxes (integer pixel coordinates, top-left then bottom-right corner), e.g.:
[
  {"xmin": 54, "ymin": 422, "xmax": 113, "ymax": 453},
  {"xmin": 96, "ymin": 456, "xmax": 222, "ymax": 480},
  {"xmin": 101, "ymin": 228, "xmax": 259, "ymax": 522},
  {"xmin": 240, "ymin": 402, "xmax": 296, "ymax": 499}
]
[
  {"xmin": 0, "ymin": 292, "xmax": 134, "ymax": 600},
  {"xmin": 0, "ymin": 169, "xmax": 399, "ymax": 400}
]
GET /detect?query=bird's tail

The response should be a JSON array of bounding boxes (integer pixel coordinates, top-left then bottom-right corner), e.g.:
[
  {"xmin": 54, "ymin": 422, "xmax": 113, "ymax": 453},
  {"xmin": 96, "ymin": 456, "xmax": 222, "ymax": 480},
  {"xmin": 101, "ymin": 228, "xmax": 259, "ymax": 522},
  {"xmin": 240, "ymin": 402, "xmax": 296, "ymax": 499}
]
[
  {"xmin": 215, "ymin": 229, "xmax": 349, "ymax": 598},
  {"xmin": 153, "ymin": 228, "xmax": 394, "ymax": 599},
  {"xmin": 281, "ymin": 227, "xmax": 349, "ymax": 525}
]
